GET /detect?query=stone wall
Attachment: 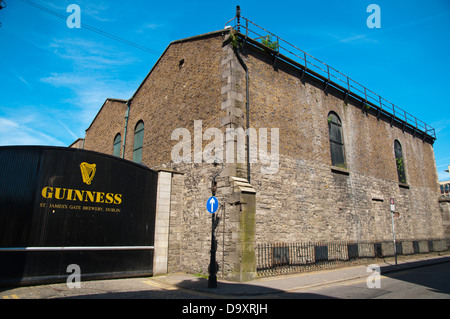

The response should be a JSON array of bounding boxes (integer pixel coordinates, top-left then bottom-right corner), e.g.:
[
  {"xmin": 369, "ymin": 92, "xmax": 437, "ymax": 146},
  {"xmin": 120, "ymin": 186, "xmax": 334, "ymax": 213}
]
[
  {"xmin": 252, "ymin": 156, "xmax": 444, "ymax": 243},
  {"xmin": 162, "ymin": 162, "xmax": 248, "ymax": 280}
]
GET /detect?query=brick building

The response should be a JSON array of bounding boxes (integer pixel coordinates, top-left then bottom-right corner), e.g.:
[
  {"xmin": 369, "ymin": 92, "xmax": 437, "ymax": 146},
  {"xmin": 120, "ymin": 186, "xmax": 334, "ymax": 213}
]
[{"xmin": 74, "ymin": 18, "xmax": 447, "ymax": 280}]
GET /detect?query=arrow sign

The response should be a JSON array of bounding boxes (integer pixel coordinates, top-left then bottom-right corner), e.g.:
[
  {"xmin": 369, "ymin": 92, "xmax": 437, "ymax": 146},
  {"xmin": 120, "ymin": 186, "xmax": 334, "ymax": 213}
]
[{"xmin": 207, "ymin": 196, "xmax": 219, "ymax": 214}]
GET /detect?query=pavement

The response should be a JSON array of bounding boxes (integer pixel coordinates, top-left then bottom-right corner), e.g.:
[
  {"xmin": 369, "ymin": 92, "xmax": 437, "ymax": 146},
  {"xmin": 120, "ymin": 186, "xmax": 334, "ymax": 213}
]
[{"xmin": 1, "ymin": 252, "xmax": 449, "ymax": 299}]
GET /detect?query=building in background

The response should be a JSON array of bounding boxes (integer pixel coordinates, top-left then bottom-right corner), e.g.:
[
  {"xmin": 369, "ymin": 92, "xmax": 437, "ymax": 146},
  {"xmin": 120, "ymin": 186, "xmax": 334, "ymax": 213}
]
[
  {"xmin": 441, "ymin": 165, "xmax": 450, "ymax": 197},
  {"xmin": 439, "ymin": 166, "xmax": 450, "ymax": 247}
]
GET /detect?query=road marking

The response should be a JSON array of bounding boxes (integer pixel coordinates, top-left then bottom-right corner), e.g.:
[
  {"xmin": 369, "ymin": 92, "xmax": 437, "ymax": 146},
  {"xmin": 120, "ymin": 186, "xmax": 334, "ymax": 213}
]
[
  {"xmin": 142, "ymin": 280, "xmax": 162, "ymax": 288},
  {"xmin": 142, "ymin": 280, "xmax": 176, "ymax": 290},
  {"xmin": 2, "ymin": 294, "xmax": 19, "ymax": 299},
  {"xmin": 288, "ymin": 275, "xmax": 391, "ymax": 292}
]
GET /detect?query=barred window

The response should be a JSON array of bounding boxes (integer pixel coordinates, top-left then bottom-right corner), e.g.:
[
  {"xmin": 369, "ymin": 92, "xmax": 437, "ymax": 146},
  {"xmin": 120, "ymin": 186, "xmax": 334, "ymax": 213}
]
[
  {"xmin": 328, "ymin": 112, "xmax": 346, "ymax": 168},
  {"xmin": 113, "ymin": 133, "xmax": 121, "ymax": 157},
  {"xmin": 394, "ymin": 140, "xmax": 406, "ymax": 183},
  {"xmin": 133, "ymin": 121, "xmax": 144, "ymax": 163}
]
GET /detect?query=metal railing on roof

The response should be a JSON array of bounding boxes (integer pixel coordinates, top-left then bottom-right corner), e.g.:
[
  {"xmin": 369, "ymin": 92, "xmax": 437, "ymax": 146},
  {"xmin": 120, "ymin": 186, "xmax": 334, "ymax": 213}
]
[{"xmin": 225, "ymin": 15, "xmax": 436, "ymax": 141}]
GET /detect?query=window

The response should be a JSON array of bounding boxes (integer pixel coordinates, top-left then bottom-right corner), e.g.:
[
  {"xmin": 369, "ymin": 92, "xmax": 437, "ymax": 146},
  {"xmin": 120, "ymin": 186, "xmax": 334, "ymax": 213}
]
[
  {"xmin": 133, "ymin": 121, "xmax": 144, "ymax": 163},
  {"xmin": 113, "ymin": 133, "xmax": 121, "ymax": 157},
  {"xmin": 328, "ymin": 112, "xmax": 346, "ymax": 168},
  {"xmin": 394, "ymin": 140, "xmax": 406, "ymax": 184}
]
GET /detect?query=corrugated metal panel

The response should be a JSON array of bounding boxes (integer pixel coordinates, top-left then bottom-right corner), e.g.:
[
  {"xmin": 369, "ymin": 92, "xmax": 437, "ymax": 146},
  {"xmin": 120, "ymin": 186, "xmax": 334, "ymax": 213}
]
[
  {"xmin": 0, "ymin": 148, "xmax": 42, "ymax": 247},
  {"xmin": 0, "ymin": 146, "xmax": 158, "ymax": 286}
]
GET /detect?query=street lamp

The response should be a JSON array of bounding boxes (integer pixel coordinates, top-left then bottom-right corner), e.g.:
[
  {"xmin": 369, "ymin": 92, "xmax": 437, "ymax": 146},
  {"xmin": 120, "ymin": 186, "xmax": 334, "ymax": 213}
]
[{"xmin": 208, "ymin": 159, "xmax": 223, "ymax": 288}]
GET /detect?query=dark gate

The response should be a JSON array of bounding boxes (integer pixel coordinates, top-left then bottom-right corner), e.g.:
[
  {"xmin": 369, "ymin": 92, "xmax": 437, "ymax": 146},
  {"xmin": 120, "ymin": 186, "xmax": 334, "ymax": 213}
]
[{"xmin": 0, "ymin": 146, "xmax": 158, "ymax": 286}]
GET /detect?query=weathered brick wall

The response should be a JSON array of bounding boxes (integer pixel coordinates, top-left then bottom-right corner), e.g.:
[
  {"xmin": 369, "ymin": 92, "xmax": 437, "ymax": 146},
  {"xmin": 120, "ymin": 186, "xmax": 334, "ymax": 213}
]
[
  {"xmin": 122, "ymin": 32, "xmax": 228, "ymax": 167},
  {"xmin": 82, "ymin": 30, "xmax": 446, "ymax": 279},
  {"xmin": 84, "ymin": 98, "xmax": 128, "ymax": 156},
  {"xmin": 83, "ymin": 32, "xmax": 239, "ymax": 278},
  {"xmin": 239, "ymin": 40, "xmax": 444, "ymax": 243}
]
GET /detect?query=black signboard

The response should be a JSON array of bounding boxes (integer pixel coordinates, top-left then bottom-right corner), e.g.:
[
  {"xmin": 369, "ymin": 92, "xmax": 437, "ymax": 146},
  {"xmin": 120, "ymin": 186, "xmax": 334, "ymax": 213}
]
[{"xmin": 0, "ymin": 146, "xmax": 158, "ymax": 286}]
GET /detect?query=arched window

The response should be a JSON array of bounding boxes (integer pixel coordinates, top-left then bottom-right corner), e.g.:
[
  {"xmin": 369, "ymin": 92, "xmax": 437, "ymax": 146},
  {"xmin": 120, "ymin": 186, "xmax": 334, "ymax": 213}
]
[
  {"xmin": 394, "ymin": 140, "xmax": 406, "ymax": 183},
  {"xmin": 328, "ymin": 112, "xmax": 346, "ymax": 168},
  {"xmin": 113, "ymin": 133, "xmax": 121, "ymax": 157},
  {"xmin": 133, "ymin": 121, "xmax": 144, "ymax": 163}
]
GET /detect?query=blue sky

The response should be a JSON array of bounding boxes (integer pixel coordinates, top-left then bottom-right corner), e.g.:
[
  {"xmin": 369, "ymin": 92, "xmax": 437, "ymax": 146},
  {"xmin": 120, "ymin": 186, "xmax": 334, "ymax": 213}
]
[{"xmin": 0, "ymin": 0, "xmax": 449, "ymax": 180}]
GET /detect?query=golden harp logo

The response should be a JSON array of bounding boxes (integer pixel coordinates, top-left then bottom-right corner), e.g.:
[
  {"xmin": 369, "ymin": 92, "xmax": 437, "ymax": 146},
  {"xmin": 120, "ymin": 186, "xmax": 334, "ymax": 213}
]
[{"xmin": 80, "ymin": 162, "xmax": 96, "ymax": 185}]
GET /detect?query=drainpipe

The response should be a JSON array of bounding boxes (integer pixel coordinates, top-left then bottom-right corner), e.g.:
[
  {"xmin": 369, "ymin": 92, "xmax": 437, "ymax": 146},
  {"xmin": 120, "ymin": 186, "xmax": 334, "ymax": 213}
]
[
  {"xmin": 233, "ymin": 42, "xmax": 250, "ymax": 183},
  {"xmin": 122, "ymin": 99, "xmax": 131, "ymax": 159}
]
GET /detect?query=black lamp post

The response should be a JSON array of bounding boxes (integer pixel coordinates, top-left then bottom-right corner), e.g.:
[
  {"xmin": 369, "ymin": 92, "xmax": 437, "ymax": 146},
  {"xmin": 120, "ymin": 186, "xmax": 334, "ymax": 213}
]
[{"xmin": 208, "ymin": 159, "xmax": 223, "ymax": 288}]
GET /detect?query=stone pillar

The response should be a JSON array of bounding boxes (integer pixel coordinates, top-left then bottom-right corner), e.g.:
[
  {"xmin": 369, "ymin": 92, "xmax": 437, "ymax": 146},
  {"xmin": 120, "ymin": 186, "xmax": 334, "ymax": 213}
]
[
  {"xmin": 228, "ymin": 176, "xmax": 257, "ymax": 282},
  {"xmin": 218, "ymin": 40, "xmax": 256, "ymax": 282},
  {"xmin": 221, "ymin": 41, "xmax": 246, "ymax": 179},
  {"xmin": 153, "ymin": 170, "xmax": 172, "ymax": 275}
]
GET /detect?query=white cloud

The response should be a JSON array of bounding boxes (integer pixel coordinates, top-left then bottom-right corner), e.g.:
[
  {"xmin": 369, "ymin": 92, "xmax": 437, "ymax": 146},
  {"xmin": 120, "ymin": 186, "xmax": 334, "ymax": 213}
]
[
  {"xmin": 0, "ymin": 117, "xmax": 65, "ymax": 146},
  {"xmin": 136, "ymin": 22, "xmax": 164, "ymax": 33},
  {"xmin": 431, "ymin": 118, "xmax": 450, "ymax": 136},
  {"xmin": 46, "ymin": 0, "xmax": 113, "ymax": 22},
  {"xmin": 48, "ymin": 38, "xmax": 138, "ymax": 70},
  {"xmin": 40, "ymin": 72, "xmax": 88, "ymax": 87},
  {"xmin": 39, "ymin": 70, "xmax": 136, "ymax": 141},
  {"xmin": 38, "ymin": 35, "xmax": 143, "ymax": 139}
]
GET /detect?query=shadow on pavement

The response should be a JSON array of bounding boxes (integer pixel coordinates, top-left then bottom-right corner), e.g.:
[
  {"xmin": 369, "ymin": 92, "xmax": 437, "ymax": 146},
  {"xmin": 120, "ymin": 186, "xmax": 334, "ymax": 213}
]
[
  {"xmin": 381, "ymin": 258, "xmax": 450, "ymax": 296},
  {"xmin": 62, "ymin": 276, "xmax": 336, "ymax": 299}
]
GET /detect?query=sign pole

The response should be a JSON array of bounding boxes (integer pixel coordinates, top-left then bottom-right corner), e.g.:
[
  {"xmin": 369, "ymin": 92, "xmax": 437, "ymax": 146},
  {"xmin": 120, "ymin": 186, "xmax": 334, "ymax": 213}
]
[
  {"xmin": 207, "ymin": 191, "xmax": 218, "ymax": 288},
  {"xmin": 208, "ymin": 211, "xmax": 217, "ymax": 288},
  {"xmin": 390, "ymin": 198, "xmax": 397, "ymax": 266},
  {"xmin": 207, "ymin": 160, "xmax": 223, "ymax": 288}
]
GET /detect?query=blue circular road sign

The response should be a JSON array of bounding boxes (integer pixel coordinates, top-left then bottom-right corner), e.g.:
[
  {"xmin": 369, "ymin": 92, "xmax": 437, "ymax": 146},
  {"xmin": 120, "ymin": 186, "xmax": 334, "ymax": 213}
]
[{"xmin": 206, "ymin": 196, "xmax": 219, "ymax": 214}]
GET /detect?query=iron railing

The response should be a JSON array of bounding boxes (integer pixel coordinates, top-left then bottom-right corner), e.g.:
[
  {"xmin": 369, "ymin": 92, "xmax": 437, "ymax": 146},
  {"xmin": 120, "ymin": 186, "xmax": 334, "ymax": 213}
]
[
  {"xmin": 256, "ymin": 239, "xmax": 447, "ymax": 277},
  {"xmin": 225, "ymin": 14, "xmax": 436, "ymax": 141}
]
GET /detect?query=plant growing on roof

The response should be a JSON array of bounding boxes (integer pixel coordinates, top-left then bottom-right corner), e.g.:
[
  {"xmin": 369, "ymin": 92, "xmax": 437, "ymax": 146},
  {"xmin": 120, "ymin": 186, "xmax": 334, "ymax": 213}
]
[
  {"xmin": 261, "ymin": 35, "xmax": 279, "ymax": 51},
  {"xmin": 229, "ymin": 28, "xmax": 240, "ymax": 49}
]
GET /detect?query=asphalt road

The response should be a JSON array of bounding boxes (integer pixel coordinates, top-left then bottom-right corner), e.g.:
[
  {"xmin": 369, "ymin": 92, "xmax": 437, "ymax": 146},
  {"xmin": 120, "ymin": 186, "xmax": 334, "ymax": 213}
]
[{"xmin": 286, "ymin": 262, "xmax": 450, "ymax": 299}]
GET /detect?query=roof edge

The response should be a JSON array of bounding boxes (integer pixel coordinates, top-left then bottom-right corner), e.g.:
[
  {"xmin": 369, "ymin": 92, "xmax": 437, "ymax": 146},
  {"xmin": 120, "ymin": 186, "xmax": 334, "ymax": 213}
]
[
  {"xmin": 129, "ymin": 29, "xmax": 230, "ymax": 102},
  {"xmin": 85, "ymin": 98, "xmax": 128, "ymax": 132}
]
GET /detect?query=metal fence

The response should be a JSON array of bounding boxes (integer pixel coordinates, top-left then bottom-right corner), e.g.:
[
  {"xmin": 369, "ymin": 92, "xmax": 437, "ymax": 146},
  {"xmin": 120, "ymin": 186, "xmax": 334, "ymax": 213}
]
[
  {"xmin": 256, "ymin": 239, "xmax": 448, "ymax": 277},
  {"xmin": 225, "ymin": 13, "xmax": 436, "ymax": 141}
]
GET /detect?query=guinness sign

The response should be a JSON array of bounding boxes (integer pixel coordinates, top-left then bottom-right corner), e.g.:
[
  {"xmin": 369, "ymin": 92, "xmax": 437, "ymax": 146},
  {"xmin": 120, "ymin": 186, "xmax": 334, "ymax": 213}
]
[{"xmin": 0, "ymin": 146, "xmax": 158, "ymax": 286}]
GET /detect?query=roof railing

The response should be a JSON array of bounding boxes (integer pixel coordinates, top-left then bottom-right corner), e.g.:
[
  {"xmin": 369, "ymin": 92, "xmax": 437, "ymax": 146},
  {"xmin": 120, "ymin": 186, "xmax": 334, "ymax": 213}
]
[{"xmin": 225, "ymin": 13, "xmax": 436, "ymax": 141}]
